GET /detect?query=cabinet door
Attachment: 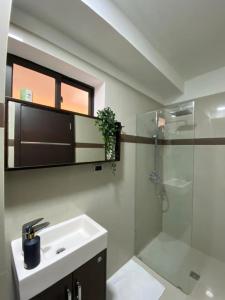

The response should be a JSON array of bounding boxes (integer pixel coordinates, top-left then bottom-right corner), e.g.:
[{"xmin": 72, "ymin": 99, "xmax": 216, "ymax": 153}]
[
  {"xmin": 20, "ymin": 105, "xmax": 73, "ymax": 143},
  {"xmin": 32, "ymin": 274, "xmax": 73, "ymax": 300},
  {"xmin": 73, "ymin": 250, "xmax": 107, "ymax": 300},
  {"xmin": 14, "ymin": 103, "xmax": 74, "ymax": 167}
]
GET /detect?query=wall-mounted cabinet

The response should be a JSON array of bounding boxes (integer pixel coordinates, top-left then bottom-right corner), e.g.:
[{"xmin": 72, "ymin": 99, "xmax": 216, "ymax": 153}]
[{"xmin": 5, "ymin": 98, "xmax": 121, "ymax": 170}]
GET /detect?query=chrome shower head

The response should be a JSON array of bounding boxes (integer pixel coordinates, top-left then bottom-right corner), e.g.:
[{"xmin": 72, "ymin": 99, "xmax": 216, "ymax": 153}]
[{"xmin": 170, "ymin": 109, "xmax": 192, "ymax": 117}]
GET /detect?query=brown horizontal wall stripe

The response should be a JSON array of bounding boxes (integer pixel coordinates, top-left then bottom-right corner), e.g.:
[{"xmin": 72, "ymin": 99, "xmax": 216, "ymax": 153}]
[
  {"xmin": 121, "ymin": 134, "xmax": 225, "ymax": 145},
  {"xmin": 163, "ymin": 138, "xmax": 225, "ymax": 145},
  {"xmin": 194, "ymin": 138, "xmax": 225, "ymax": 145},
  {"xmin": 0, "ymin": 103, "xmax": 4, "ymax": 128},
  {"xmin": 121, "ymin": 134, "xmax": 154, "ymax": 144},
  {"xmin": 75, "ymin": 143, "xmax": 105, "ymax": 148},
  {"xmin": 8, "ymin": 136, "xmax": 225, "ymax": 148},
  {"xmin": 162, "ymin": 139, "xmax": 194, "ymax": 145}
]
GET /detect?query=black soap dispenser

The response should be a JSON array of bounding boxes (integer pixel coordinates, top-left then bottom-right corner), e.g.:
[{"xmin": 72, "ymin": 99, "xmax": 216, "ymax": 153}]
[{"xmin": 23, "ymin": 225, "xmax": 41, "ymax": 270}]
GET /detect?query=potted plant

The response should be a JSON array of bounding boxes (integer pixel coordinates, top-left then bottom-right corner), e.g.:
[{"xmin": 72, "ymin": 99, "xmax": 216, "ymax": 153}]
[{"xmin": 95, "ymin": 107, "xmax": 120, "ymax": 173}]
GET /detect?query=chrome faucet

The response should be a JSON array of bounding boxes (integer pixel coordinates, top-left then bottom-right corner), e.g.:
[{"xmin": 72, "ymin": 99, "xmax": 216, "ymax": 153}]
[{"xmin": 22, "ymin": 218, "xmax": 50, "ymax": 251}]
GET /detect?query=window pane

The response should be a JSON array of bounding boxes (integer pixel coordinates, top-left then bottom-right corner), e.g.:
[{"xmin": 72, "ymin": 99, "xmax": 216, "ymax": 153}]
[
  {"xmin": 61, "ymin": 82, "xmax": 89, "ymax": 115},
  {"xmin": 12, "ymin": 64, "xmax": 55, "ymax": 107}
]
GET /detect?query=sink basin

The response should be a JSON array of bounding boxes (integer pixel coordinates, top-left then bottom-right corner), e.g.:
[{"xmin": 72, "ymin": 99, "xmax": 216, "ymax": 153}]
[{"xmin": 11, "ymin": 214, "xmax": 107, "ymax": 300}]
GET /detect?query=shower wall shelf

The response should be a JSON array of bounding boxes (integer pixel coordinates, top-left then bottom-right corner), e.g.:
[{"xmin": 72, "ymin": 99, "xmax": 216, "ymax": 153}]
[{"xmin": 163, "ymin": 178, "xmax": 192, "ymax": 189}]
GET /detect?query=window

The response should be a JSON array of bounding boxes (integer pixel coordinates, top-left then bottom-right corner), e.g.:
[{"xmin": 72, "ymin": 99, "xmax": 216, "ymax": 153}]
[
  {"xmin": 12, "ymin": 64, "xmax": 56, "ymax": 107},
  {"xmin": 6, "ymin": 54, "xmax": 94, "ymax": 116},
  {"xmin": 61, "ymin": 82, "xmax": 90, "ymax": 114}
]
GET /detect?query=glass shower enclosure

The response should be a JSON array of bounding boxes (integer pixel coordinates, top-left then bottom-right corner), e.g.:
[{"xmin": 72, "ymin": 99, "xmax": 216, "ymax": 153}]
[{"xmin": 135, "ymin": 102, "xmax": 196, "ymax": 294}]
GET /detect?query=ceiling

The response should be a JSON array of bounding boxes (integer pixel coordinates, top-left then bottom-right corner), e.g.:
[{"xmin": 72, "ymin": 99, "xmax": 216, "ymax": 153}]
[
  {"xmin": 112, "ymin": 0, "xmax": 225, "ymax": 80},
  {"xmin": 11, "ymin": 0, "xmax": 183, "ymax": 103},
  {"xmin": 11, "ymin": 0, "xmax": 225, "ymax": 103}
]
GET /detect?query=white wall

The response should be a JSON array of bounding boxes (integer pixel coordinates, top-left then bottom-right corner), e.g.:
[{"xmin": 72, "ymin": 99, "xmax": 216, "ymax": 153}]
[
  {"xmin": 171, "ymin": 66, "xmax": 225, "ymax": 104},
  {"xmin": 192, "ymin": 93, "xmax": 225, "ymax": 262},
  {"xmin": 0, "ymin": 0, "xmax": 12, "ymax": 299}
]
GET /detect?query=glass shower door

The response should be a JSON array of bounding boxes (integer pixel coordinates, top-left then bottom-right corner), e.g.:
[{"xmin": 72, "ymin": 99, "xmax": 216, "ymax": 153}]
[{"xmin": 135, "ymin": 102, "xmax": 195, "ymax": 294}]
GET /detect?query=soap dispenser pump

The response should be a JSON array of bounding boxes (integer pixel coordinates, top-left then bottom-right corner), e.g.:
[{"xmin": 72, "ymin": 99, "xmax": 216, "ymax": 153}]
[
  {"xmin": 22, "ymin": 219, "xmax": 50, "ymax": 270},
  {"xmin": 23, "ymin": 225, "xmax": 41, "ymax": 270}
]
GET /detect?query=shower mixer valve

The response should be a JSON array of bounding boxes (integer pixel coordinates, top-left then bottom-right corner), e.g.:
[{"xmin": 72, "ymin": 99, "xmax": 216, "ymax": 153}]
[{"xmin": 149, "ymin": 170, "xmax": 161, "ymax": 184}]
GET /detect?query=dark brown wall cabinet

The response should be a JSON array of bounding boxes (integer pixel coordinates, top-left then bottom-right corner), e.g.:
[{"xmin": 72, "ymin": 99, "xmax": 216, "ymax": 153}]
[
  {"xmin": 32, "ymin": 250, "xmax": 106, "ymax": 300},
  {"xmin": 14, "ymin": 102, "xmax": 74, "ymax": 167},
  {"xmin": 6, "ymin": 98, "xmax": 121, "ymax": 170}
]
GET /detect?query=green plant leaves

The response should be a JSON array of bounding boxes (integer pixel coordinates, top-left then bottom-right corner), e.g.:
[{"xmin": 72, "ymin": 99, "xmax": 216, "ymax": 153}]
[{"xmin": 95, "ymin": 107, "xmax": 119, "ymax": 174}]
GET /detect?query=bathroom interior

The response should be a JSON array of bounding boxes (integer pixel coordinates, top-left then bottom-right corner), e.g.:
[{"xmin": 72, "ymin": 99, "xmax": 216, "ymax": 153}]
[{"xmin": 1, "ymin": 0, "xmax": 225, "ymax": 299}]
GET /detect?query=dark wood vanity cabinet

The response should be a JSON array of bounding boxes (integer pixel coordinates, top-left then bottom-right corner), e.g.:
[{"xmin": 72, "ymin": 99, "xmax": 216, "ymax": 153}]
[
  {"xmin": 31, "ymin": 274, "xmax": 73, "ymax": 300},
  {"xmin": 73, "ymin": 250, "xmax": 106, "ymax": 300},
  {"xmin": 32, "ymin": 250, "xmax": 107, "ymax": 300}
]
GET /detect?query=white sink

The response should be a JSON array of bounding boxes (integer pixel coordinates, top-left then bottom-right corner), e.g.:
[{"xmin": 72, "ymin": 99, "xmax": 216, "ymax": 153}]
[{"xmin": 11, "ymin": 215, "xmax": 108, "ymax": 300}]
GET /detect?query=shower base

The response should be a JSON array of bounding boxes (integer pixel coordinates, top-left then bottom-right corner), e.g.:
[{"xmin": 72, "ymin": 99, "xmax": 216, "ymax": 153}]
[
  {"xmin": 137, "ymin": 231, "xmax": 225, "ymax": 297},
  {"xmin": 137, "ymin": 232, "xmax": 202, "ymax": 294}
]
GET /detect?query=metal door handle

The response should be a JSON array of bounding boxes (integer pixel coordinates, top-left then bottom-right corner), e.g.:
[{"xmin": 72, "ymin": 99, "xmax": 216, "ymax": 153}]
[
  {"xmin": 75, "ymin": 281, "xmax": 82, "ymax": 300},
  {"xmin": 67, "ymin": 288, "xmax": 72, "ymax": 300}
]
